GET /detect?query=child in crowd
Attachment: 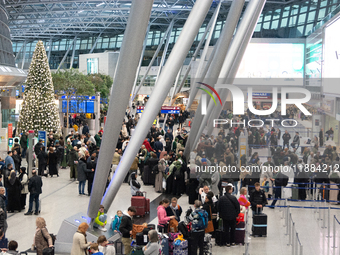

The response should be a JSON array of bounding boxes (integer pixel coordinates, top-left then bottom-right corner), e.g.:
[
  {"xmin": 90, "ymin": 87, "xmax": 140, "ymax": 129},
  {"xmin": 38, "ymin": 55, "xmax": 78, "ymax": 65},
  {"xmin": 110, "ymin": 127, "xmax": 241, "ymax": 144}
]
[
  {"xmin": 238, "ymin": 187, "xmax": 251, "ymax": 209},
  {"xmin": 94, "ymin": 205, "xmax": 107, "ymax": 232},
  {"xmin": 89, "ymin": 243, "xmax": 104, "ymax": 255},
  {"xmin": 262, "ymin": 176, "xmax": 270, "ymax": 198},
  {"xmin": 97, "ymin": 235, "xmax": 115, "ymax": 255},
  {"xmin": 111, "ymin": 210, "xmax": 123, "ymax": 232}
]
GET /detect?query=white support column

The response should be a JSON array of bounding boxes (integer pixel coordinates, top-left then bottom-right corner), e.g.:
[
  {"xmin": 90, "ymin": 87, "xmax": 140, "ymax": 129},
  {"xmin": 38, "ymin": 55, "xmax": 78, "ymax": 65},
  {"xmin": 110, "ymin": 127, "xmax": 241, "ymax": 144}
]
[
  {"xmin": 47, "ymin": 38, "xmax": 52, "ymax": 63},
  {"xmin": 130, "ymin": 24, "xmax": 151, "ymax": 107},
  {"xmin": 87, "ymin": 0, "xmax": 155, "ymax": 219},
  {"xmin": 102, "ymin": 0, "xmax": 214, "ymax": 210},
  {"xmin": 186, "ymin": 1, "xmax": 221, "ymax": 109},
  {"xmin": 184, "ymin": 0, "xmax": 246, "ymax": 157},
  {"xmin": 89, "ymin": 32, "xmax": 103, "ymax": 54},
  {"xmin": 21, "ymin": 40, "xmax": 26, "ymax": 69},
  {"xmin": 155, "ymin": 20, "xmax": 174, "ymax": 85},
  {"xmin": 57, "ymin": 36, "xmax": 77, "ymax": 71},
  {"xmin": 206, "ymin": 0, "xmax": 267, "ymax": 136},
  {"xmin": 69, "ymin": 36, "xmax": 77, "ymax": 69},
  {"xmin": 175, "ymin": 4, "xmax": 220, "ymax": 95},
  {"xmin": 14, "ymin": 43, "xmax": 24, "ymax": 61},
  {"xmin": 132, "ymin": 21, "xmax": 174, "ymax": 101}
]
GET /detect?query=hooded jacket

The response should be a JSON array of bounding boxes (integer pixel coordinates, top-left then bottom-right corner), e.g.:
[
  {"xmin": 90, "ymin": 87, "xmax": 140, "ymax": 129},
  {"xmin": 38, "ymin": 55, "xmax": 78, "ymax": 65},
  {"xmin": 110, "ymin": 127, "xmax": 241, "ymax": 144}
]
[{"xmin": 119, "ymin": 211, "xmax": 133, "ymax": 238}]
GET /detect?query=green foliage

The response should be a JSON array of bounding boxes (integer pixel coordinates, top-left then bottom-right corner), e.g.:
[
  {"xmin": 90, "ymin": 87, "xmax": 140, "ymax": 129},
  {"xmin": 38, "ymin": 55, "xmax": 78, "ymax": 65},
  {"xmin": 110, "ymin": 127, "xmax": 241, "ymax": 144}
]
[
  {"xmin": 87, "ymin": 73, "xmax": 113, "ymax": 99},
  {"xmin": 18, "ymin": 41, "xmax": 60, "ymax": 133},
  {"xmin": 52, "ymin": 69, "xmax": 95, "ymax": 97}
]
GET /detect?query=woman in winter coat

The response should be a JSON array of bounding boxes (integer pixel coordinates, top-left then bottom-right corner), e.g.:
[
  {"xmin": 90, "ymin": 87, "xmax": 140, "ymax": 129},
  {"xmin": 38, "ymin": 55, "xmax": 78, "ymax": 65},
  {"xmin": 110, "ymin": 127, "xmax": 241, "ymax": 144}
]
[
  {"xmin": 33, "ymin": 217, "xmax": 53, "ymax": 255},
  {"xmin": 147, "ymin": 153, "xmax": 159, "ymax": 187},
  {"xmin": 143, "ymin": 230, "xmax": 161, "ymax": 255},
  {"xmin": 7, "ymin": 170, "xmax": 21, "ymax": 213},
  {"xmin": 47, "ymin": 147, "xmax": 58, "ymax": 177},
  {"xmin": 71, "ymin": 222, "xmax": 92, "ymax": 255},
  {"xmin": 130, "ymin": 172, "xmax": 141, "ymax": 196},
  {"xmin": 157, "ymin": 199, "xmax": 175, "ymax": 233},
  {"xmin": 155, "ymin": 158, "xmax": 166, "ymax": 193},
  {"xmin": 12, "ymin": 150, "xmax": 21, "ymax": 172},
  {"xmin": 19, "ymin": 167, "xmax": 28, "ymax": 210},
  {"xmin": 37, "ymin": 146, "xmax": 48, "ymax": 176}
]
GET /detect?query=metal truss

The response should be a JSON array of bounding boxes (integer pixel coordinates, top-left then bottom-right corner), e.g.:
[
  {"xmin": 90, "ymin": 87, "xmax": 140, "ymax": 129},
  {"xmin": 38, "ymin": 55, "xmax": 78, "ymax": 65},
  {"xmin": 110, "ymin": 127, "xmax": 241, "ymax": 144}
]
[{"xmin": 5, "ymin": 0, "xmax": 301, "ymax": 40}]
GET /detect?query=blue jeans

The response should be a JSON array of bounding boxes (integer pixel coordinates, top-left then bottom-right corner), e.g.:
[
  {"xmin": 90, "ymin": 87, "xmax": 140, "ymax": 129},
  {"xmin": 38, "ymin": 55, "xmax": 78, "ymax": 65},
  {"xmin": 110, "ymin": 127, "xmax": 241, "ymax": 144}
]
[
  {"xmin": 232, "ymin": 181, "xmax": 239, "ymax": 195},
  {"xmin": 93, "ymin": 214, "xmax": 107, "ymax": 228},
  {"xmin": 28, "ymin": 193, "xmax": 39, "ymax": 213},
  {"xmin": 78, "ymin": 181, "xmax": 85, "ymax": 194},
  {"xmin": 21, "ymin": 148, "xmax": 27, "ymax": 158},
  {"xmin": 78, "ymin": 181, "xmax": 86, "ymax": 194}
]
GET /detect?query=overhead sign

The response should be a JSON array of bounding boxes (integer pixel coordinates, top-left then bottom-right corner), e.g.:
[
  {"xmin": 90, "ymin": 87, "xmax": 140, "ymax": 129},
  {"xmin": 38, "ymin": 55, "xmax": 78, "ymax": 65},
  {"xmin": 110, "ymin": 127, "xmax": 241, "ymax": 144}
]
[
  {"xmin": 8, "ymin": 123, "xmax": 13, "ymax": 138},
  {"xmin": 38, "ymin": 131, "xmax": 47, "ymax": 150},
  {"xmin": 161, "ymin": 106, "xmax": 180, "ymax": 114},
  {"xmin": 137, "ymin": 106, "xmax": 144, "ymax": 113},
  {"xmin": 252, "ymin": 93, "xmax": 272, "ymax": 99}
]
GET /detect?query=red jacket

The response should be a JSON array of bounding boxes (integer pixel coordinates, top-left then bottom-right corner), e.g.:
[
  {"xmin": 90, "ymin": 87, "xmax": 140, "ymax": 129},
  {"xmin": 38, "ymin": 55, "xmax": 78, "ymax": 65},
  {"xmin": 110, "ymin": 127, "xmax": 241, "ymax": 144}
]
[{"xmin": 143, "ymin": 140, "xmax": 153, "ymax": 152}]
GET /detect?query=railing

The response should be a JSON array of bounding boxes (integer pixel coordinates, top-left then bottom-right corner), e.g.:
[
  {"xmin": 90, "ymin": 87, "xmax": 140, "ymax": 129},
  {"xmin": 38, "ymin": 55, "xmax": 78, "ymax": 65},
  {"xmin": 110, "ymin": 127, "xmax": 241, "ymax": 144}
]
[{"xmin": 284, "ymin": 205, "xmax": 303, "ymax": 255}]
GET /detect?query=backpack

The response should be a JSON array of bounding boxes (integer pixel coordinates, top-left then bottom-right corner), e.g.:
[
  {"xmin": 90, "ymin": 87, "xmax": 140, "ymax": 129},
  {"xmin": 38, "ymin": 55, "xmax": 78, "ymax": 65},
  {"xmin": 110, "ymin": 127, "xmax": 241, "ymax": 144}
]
[
  {"xmin": 191, "ymin": 209, "xmax": 208, "ymax": 231},
  {"xmin": 144, "ymin": 151, "xmax": 151, "ymax": 163},
  {"xmin": 174, "ymin": 166, "xmax": 182, "ymax": 178}
]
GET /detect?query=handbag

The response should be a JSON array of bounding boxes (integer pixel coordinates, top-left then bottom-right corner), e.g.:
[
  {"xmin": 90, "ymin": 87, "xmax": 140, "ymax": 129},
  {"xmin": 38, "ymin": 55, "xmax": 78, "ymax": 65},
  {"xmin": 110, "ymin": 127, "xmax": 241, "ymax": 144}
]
[{"xmin": 205, "ymin": 206, "xmax": 214, "ymax": 233}]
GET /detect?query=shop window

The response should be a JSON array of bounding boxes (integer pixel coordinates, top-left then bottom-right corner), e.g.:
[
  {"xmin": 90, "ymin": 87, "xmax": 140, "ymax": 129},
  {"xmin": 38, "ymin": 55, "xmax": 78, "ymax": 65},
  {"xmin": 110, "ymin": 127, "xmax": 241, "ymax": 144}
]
[{"xmin": 87, "ymin": 58, "xmax": 98, "ymax": 74}]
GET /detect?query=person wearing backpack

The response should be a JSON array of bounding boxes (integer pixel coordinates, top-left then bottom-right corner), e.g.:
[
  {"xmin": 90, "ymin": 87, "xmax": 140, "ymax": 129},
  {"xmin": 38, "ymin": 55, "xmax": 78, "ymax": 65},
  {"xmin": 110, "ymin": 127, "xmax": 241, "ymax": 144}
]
[
  {"xmin": 217, "ymin": 184, "xmax": 240, "ymax": 247},
  {"xmin": 188, "ymin": 200, "xmax": 208, "ymax": 255}
]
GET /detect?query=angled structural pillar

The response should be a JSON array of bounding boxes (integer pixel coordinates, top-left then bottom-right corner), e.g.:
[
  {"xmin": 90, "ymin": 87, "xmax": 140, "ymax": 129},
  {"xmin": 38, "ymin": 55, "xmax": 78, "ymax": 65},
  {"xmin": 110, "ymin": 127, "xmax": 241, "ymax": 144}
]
[
  {"xmin": 89, "ymin": 32, "xmax": 103, "ymax": 54},
  {"xmin": 131, "ymin": 21, "xmax": 174, "ymax": 101},
  {"xmin": 206, "ymin": 0, "xmax": 267, "ymax": 136},
  {"xmin": 183, "ymin": 0, "xmax": 246, "ymax": 157},
  {"xmin": 102, "ymin": 0, "xmax": 214, "ymax": 209},
  {"xmin": 47, "ymin": 38, "xmax": 52, "ymax": 63},
  {"xmin": 57, "ymin": 36, "xmax": 77, "ymax": 71},
  {"xmin": 70, "ymin": 36, "xmax": 77, "ymax": 69},
  {"xmin": 87, "ymin": 0, "xmax": 155, "ymax": 219},
  {"xmin": 186, "ymin": 0, "xmax": 221, "ymax": 109},
  {"xmin": 21, "ymin": 40, "xmax": 26, "ymax": 69}
]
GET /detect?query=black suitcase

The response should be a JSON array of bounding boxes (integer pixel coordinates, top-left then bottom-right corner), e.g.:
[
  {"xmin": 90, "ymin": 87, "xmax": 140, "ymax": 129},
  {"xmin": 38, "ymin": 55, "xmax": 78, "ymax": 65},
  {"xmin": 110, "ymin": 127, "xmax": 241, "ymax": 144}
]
[
  {"xmin": 143, "ymin": 166, "xmax": 153, "ymax": 185},
  {"xmin": 188, "ymin": 179, "xmax": 199, "ymax": 204},
  {"xmin": 136, "ymin": 232, "xmax": 148, "ymax": 245},
  {"xmin": 178, "ymin": 221, "xmax": 189, "ymax": 239},
  {"xmin": 235, "ymin": 221, "xmax": 245, "ymax": 245},
  {"xmin": 215, "ymin": 230, "xmax": 226, "ymax": 246},
  {"xmin": 252, "ymin": 212, "xmax": 267, "ymax": 237}
]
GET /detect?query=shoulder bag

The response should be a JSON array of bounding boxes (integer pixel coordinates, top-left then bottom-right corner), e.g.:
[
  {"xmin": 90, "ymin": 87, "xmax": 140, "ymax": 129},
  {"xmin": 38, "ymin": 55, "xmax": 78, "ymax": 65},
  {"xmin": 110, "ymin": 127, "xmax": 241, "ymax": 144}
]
[{"xmin": 205, "ymin": 206, "xmax": 214, "ymax": 233}]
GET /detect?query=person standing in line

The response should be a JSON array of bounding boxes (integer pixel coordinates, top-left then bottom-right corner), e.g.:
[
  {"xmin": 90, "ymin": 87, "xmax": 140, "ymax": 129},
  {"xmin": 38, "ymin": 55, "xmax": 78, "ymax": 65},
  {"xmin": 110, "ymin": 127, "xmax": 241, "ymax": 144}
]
[
  {"xmin": 217, "ymin": 184, "xmax": 240, "ymax": 247},
  {"xmin": 24, "ymin": 170, "xmax": 43, "ymax": 216},
  {"xmin": 0, "ymin": 188, "xmax": 7, "ymax": 234},
  {"xmin": 77, "ymin": 155, "xmax": 92, "ymax": 195},
  {"xmin": 19, "ymin": 167, "xmax": 29, "ymax": 210},
  {"xmin": 47, "ymin": 147, "xmax": 58, "ymax": 177},
  {"xmin": 20, "ymin": 132, "xmax": 28, "ymax": 158},
  {"xmin": 282, "ymin": 130, "xmax": 291, "ymax": 149},
  {"xmin": 119, "ymin": 206, "xmax": 136, "ymax": 255},
  {"xmin": 37, "ymin": 146, "xmax": 48, "ymax": 176},
  {"xmin": 319, "ymin": 128, "xmax": 324, "ymax": 147},
  {"xmin": 6, "ymin": 170, "xmax": 21, "ymax": 213},
  {"xmin": 68, "ymin": 147, "xmax": 79, "ymax": 181},
  {"xmin": 4, "ymin": 152, "xmax": 14, "ymax": 169}
]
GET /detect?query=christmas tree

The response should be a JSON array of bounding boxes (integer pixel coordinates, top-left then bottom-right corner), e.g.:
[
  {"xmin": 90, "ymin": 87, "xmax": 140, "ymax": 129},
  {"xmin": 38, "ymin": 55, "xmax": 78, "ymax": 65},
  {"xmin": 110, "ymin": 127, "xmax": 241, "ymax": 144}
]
[{"xmin": 18, "ymin": 41, "xmax": 61, "ymax": 134}]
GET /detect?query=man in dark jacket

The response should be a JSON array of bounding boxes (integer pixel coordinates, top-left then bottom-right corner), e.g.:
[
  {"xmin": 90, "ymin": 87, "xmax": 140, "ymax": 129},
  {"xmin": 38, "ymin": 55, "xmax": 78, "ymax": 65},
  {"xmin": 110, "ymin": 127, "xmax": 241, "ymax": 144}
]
[
  {"xmin": 25, "ymin": 169, "xmax": 43, "ymax": 215},
  {"xmin": 82, "ymin": 123, "xmax": 89, "ymax": 135},
  {"xmin": 249, "ymin": 183, "xmax": 267, "ymax": 214},
  {"xmin": 217, "ymin": 185, "xmax": 240, "ymax": 247},
  {"xmin": 119, "ymin": 206, "xmax": 136, "ymax": 255},
  {"xmin": 20, "ymin": 132, "xmax": 28, "ymax": 158},
  {"xmin": 291, "ymin": 132, "xmax": 300, "ymax": 149},
  {"xmin": 270, "ymin": 169, "xmax": 288, "ymax": 208},
  {"xmin": 282, "ymin": 130, "xmax": 291, "ymax": 149},
  {"xmin": 153, "ymin": 137, "xmax": 163, "ymax": 159}
]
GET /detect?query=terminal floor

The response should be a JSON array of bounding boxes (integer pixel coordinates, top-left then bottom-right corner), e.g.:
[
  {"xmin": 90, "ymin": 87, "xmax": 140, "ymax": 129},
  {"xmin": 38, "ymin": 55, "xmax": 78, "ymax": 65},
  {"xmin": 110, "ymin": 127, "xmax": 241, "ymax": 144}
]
[{"xmin": 4, "ymin": 165, "xmax": 340, "ymax": 254}]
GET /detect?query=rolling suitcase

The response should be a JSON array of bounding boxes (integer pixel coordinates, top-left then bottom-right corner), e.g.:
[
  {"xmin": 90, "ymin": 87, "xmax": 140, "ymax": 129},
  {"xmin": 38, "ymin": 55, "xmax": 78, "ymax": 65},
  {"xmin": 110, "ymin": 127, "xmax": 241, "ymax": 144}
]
[
  {"xmin": 160, "ymin": 234, "xmax": 169, "ymax": 255},
  {"xmin": 146, "ymin": 198, "xmax": 150, "ymax": 214},
  {"xmin": 168, "ymin": 233, "xmax": 180, "ymax": 255},
  {"xmin": 136, "ymin": 232, "xmax": 148, "ymax": 245},
  {"xmin": 235, "ymin": 221, "xmax": 245, "ymax": 245},
  {"xmin": 173, "ymin": 240, "xmax": 188, "ymax": 255},
  {"xmin": 252, "ymin": 210, "xmax": 267, "ymax": 237},
  {"xmin": 131, "ymin": 196, "xmax": 146, "ymax": 217},
  {"xmin": 291, "ymin": 184, "xmax": 299, "ymax": 200},
  {"xmin": 215, "ymin": 230, "xmax": 226, "ymax": 246}
]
